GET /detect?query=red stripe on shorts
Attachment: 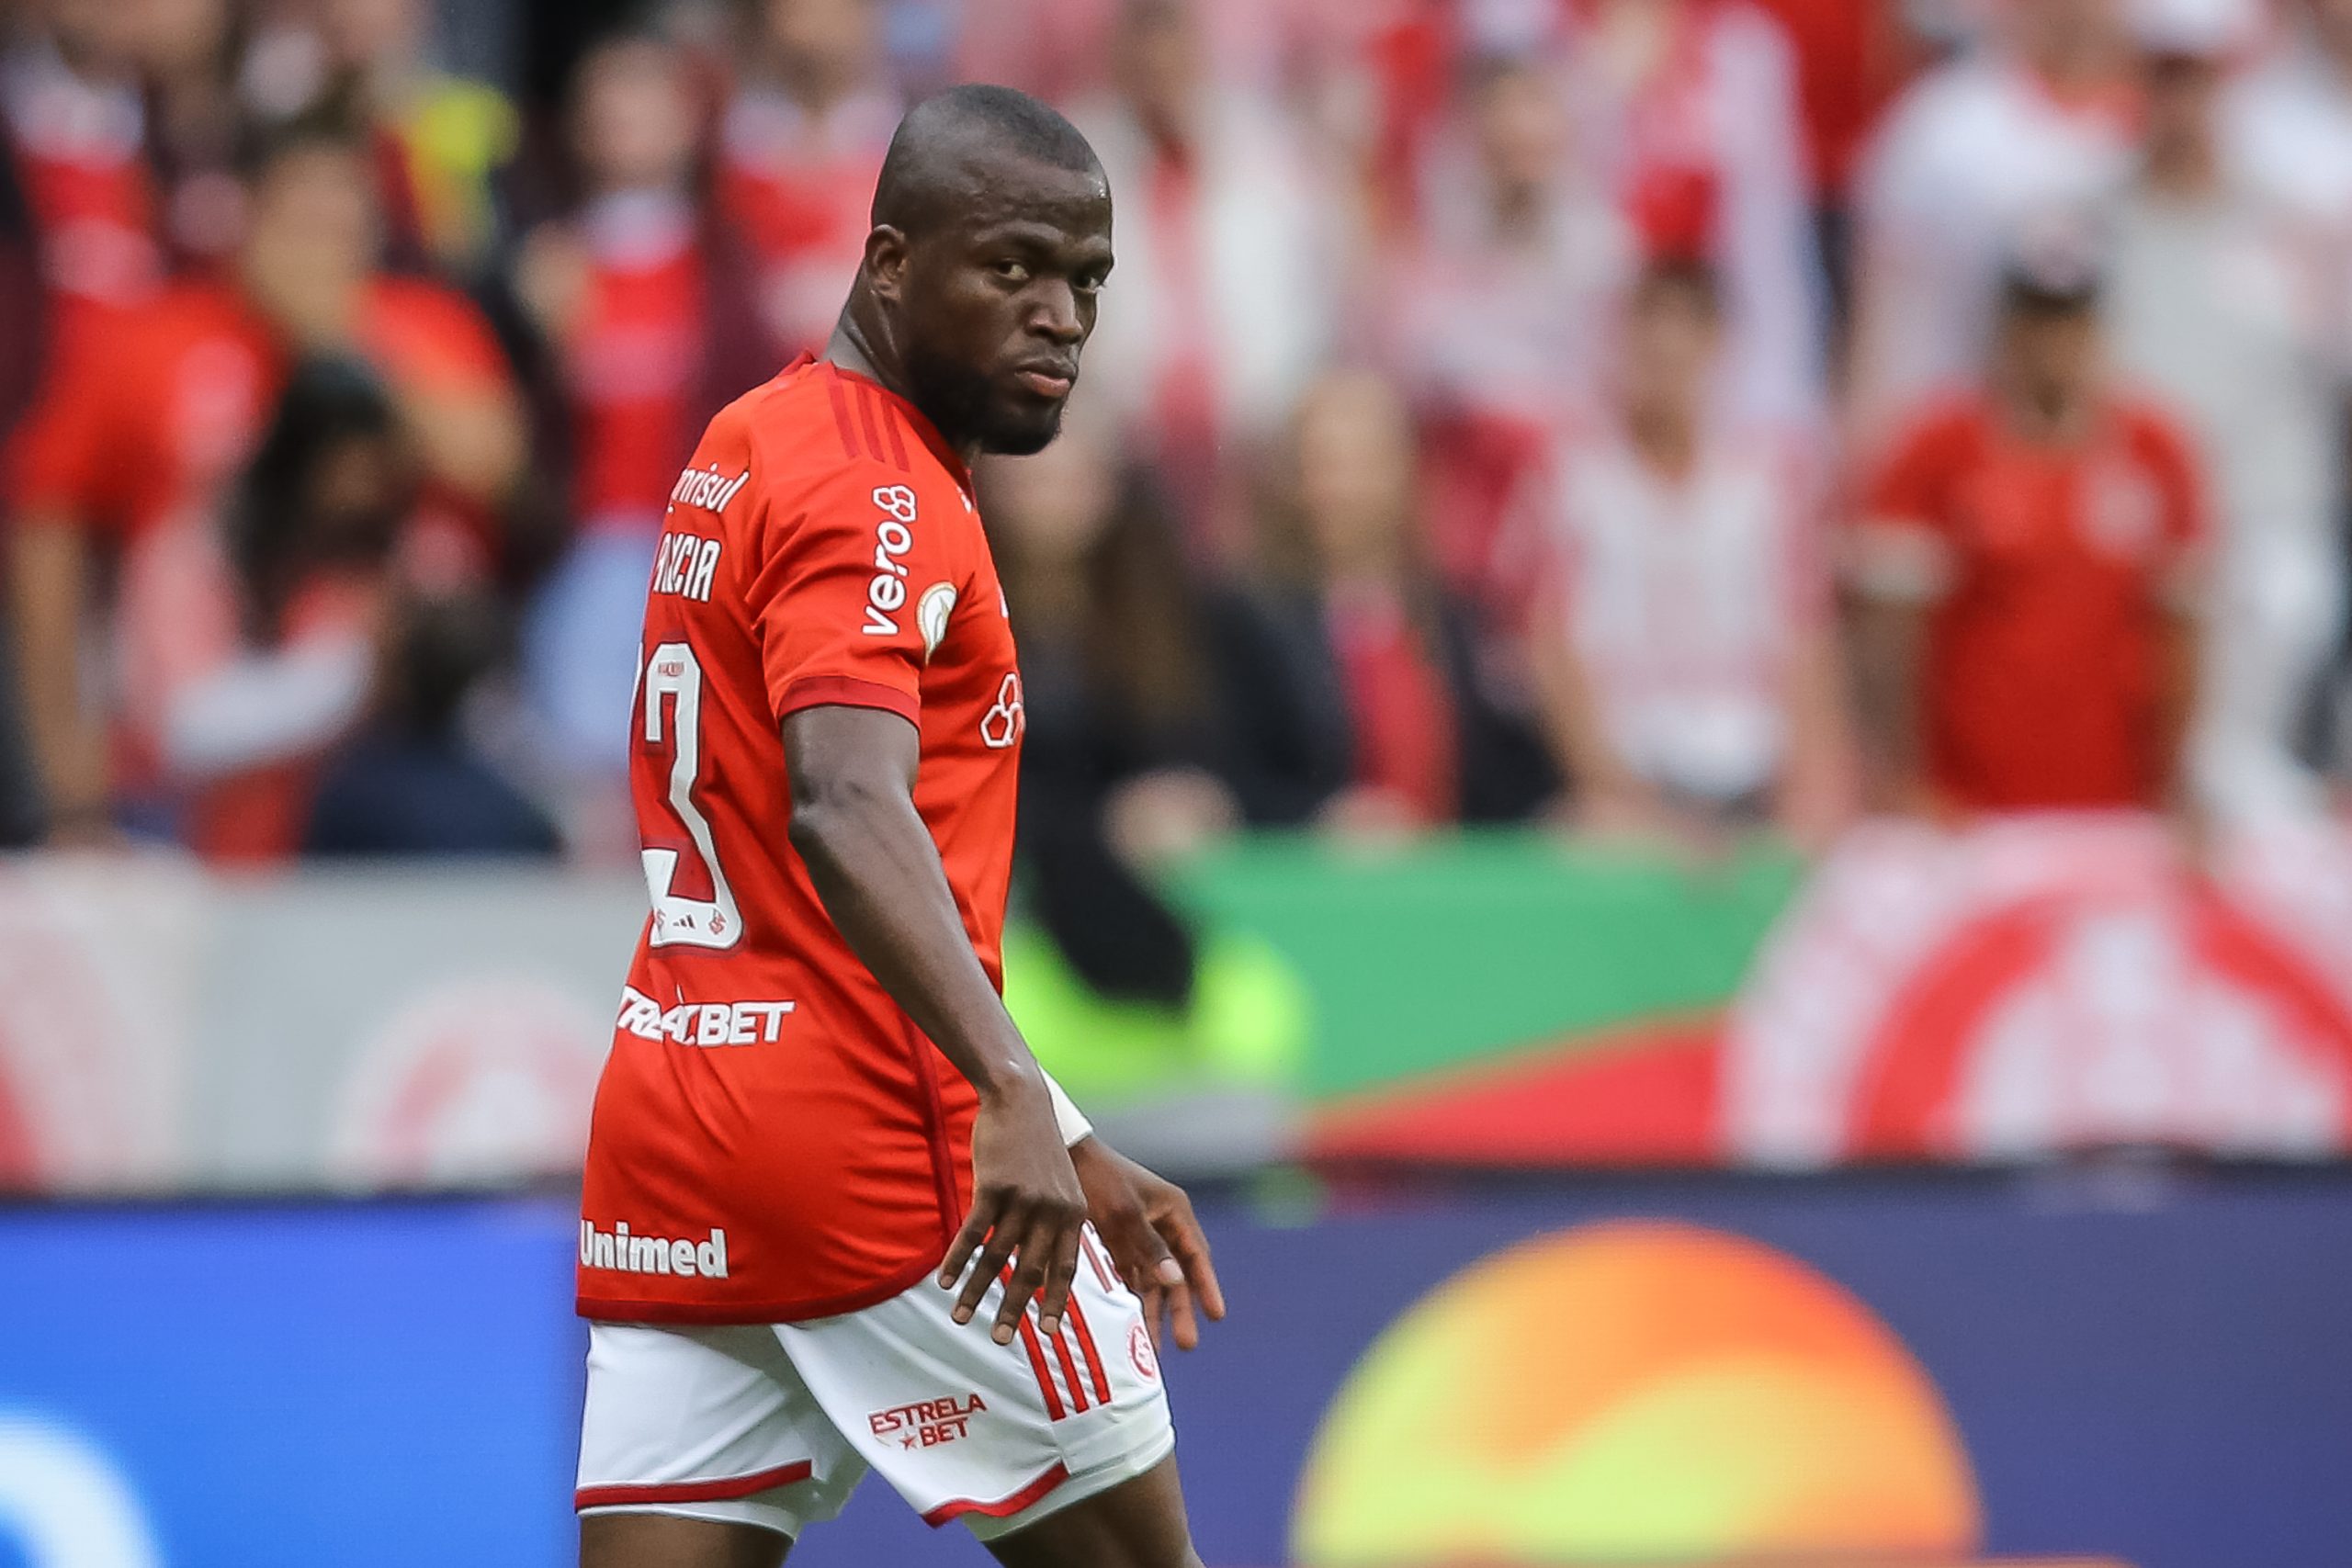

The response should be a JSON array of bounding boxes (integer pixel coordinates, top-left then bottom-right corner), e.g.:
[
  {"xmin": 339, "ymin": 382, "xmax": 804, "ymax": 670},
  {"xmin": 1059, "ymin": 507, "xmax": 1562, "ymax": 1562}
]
[
  {"xmin": 1048, "ymin": 1324, "xmax": 1091, "ymax": 1414},
  {"xmin": 1080, "ymin": 1229, "xmax": 1118, "ymax": 1292},
  {"xmin": 575, "ymin": 1460, "xmax": 814, "ymax": 1511},
  {"xmin": 1065, "ymin": 1291, "xmax": 1114, "ymax": 1404},
  {"xmin": 922, "ymin": 1461, "xmax": 1071, "ymax": 1527},
  {"xmin": 1021, "ymin": 1316, "xmax": 1077, "ymax": 1419}
]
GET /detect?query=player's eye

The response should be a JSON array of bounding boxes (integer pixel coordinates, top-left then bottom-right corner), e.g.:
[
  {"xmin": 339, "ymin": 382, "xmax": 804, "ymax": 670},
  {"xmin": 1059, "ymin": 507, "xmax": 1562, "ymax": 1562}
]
[
  {"xmin": 989, "ymin": 259, "xmax": 1032, "ymax": 285},
  {"xmin": 1073, "ymin": 270, "xmax": 1107, "ymax": 297}
]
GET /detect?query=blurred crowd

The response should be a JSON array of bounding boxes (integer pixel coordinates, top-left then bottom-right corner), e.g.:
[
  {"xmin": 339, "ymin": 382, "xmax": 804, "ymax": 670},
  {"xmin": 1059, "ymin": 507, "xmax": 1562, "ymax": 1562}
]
[{"xmin": 0, "ymin": 0, "xmax": 2347, "ymax": 909}]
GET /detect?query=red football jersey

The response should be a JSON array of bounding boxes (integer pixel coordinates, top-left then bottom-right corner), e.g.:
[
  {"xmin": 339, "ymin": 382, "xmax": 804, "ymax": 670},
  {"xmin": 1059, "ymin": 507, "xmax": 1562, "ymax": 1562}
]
[
  {"xmin": 1860, "ymin": 391, "xmax": 2205, "ymax": 812},
  {"xmin": 578, "ymin": 355, "xmax": 1026, "ymax": 1324}
]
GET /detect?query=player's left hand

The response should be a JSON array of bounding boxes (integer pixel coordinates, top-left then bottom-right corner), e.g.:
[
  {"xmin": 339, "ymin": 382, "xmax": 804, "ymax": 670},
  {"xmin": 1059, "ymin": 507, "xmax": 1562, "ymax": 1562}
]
[{"xmin": 1069, "ymin": 1136, "xmax": 1227, "ymax": 1352}]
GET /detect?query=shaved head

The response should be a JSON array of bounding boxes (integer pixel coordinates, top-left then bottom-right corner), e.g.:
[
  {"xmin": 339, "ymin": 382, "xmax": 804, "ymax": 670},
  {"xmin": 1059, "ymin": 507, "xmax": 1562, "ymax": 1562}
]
[
  {"xmin": 872, "ymin": 84, "xmax": 1103, "ymax": 237},
  {"xmin": 836, "ymin": 83, "xmax": 1114, "ymax": 457}
]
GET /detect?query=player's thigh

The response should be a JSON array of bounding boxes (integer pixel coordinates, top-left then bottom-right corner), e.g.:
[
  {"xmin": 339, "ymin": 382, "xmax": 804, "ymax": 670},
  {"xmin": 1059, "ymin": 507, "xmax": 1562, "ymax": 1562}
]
[
  {"xmin": 580, "ymin": 1509, "xmax": 791, "ymax": 1568},
  {"xmin": 576, "ymin": 1322, "xmax": 865, "ymax": 1552},
  {"xmin": 775, "ymin": 1225, "xmax": 1176, "ymax": 1541},
  {"xmin": 979, "ymin": 1454, "xmax": 1201, "ymax": 1568}
]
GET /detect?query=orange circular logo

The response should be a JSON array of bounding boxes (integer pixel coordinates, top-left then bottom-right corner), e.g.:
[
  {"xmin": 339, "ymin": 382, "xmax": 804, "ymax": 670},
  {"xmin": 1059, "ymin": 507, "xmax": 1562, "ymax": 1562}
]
[{"xmin": 1293, "ymin": 1221, "xmax": 1981, "ymax": 1564}]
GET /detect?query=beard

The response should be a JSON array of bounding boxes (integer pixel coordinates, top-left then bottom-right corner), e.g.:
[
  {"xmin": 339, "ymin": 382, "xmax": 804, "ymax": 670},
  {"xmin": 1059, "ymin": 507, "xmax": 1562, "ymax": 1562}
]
[{"xmin": 900, "ymin": 341, "xmax": 1068, "ymax": 457}]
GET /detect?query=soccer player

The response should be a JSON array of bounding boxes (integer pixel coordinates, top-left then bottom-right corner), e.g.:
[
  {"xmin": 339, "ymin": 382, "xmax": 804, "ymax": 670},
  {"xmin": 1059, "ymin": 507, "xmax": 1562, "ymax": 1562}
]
[{"xmin": 572, "ymin": 85, "xmax": 1222, "ymax": 1568}]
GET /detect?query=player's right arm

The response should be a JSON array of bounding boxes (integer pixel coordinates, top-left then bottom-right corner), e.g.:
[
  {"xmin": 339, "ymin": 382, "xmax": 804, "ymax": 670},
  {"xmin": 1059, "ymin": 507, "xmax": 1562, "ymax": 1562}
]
[
  {"xmin": 782, "ymin": 705, "xmax": 1086, "ymax": 1348},
  {"xmin": 746, "ymin": 428, "xmax": 1082, "ymax": 1348}
]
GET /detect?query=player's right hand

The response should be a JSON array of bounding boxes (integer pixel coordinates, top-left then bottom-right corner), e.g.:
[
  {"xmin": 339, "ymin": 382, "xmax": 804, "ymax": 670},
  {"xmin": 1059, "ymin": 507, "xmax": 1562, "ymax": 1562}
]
[{"xmin": 938, "ymin": 1082, "xmax": 1087, "ymax": 1347}]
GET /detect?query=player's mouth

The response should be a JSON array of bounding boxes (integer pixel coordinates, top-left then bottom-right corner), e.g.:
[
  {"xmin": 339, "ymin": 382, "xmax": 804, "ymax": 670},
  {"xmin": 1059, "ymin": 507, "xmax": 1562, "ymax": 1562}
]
[{"xmin": 1010, "ymin": 361, "xmax": 1076, "ymax": 399}]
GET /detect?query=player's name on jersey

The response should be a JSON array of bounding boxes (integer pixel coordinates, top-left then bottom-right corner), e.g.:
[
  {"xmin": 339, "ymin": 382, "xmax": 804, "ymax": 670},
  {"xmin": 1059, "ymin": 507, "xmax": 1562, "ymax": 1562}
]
[
  {"xmin": 651, "ymin": 529, "xmax": 723, "ymax": 603},
  {"xmin": 580, "ymin": 1221, "xmax": 729, "ymax": 1279},
  {"xmin": 616, "ymin": 985, "xmax": 794, "ymax": 1046}
]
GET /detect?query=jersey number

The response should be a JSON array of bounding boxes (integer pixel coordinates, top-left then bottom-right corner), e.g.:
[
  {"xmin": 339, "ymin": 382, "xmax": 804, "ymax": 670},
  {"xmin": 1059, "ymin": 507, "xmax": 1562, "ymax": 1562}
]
[{"xmin": 639, "ymin": 641, "xmax": 743, "ymax": 949}]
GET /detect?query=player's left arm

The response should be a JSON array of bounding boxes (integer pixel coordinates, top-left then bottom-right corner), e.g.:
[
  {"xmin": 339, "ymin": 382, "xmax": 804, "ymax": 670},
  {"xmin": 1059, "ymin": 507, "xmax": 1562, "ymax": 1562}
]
[{"xmin": 1069, "ymin": 1134, "xmax": 1227, "ymax": 1352}]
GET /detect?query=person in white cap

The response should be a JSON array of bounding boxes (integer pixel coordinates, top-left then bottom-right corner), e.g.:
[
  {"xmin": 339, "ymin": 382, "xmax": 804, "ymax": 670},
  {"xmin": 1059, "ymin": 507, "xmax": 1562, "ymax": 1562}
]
[
  {"xmin": 1847, "ymin": 0, "xmax": 2139, "ymax": 453},
  {"xmin": 2104, "ymin": 0, "xmax": 2349, "ymax": 821}
]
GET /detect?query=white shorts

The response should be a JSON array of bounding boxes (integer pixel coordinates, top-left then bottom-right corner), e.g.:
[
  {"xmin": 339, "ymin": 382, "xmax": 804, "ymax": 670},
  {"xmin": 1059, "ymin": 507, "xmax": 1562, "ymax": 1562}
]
[{"xmin": 576, "ymin": 1227, "xmax": 1174, "ymax": 1543}]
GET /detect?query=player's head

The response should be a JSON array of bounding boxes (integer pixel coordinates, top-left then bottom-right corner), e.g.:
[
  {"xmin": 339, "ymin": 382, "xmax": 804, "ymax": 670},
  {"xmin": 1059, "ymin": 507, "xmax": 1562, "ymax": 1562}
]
[{"xmin": 855, "ymin": 85, "xmax": 1113, "ymax": 457}]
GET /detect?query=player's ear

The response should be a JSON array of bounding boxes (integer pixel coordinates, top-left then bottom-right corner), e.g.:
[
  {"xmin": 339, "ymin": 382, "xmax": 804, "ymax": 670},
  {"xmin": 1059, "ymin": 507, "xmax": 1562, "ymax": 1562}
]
[{"xmin": 863, "ymin": 226, "xmax": 911, "ymax": 305}]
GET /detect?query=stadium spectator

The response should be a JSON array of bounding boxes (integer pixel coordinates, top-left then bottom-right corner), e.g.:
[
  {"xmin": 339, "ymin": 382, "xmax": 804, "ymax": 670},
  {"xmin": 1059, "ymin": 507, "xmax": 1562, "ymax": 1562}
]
[
  {"xmin": 304, "ymin": 587, "xmax": 561, "ymax": 859},
  {"xmin": 1564, "ymin": 0, "xmax": 1828, "ymax": 428},
  {"xmin": 1220, "ymin": 368, "xmax": 1554, "ymax": 832},
  {"xmin": 246, "ymin": 0, "xmax": 520, "ymax": 276},
  {"xmin": 135, "ymin": 0, "xmax": 249, "ymax": 271},
  {"xmin": 119, "ymin": 355, "xmax": 406, "ymax": 861},
  {"xmin": 1849, "ymin": 0, "xmax": 2138, "ymax": 447},
  {"xmin": 717, "ymin": 0, "xmax": 902, "ymax": 357},
  {"xmin": 514, "ymin": 30, "xmax": 772, "ymax": 803},
  {"xmin": 1, "ymin": 0, "xmax": 165, "ymax": 344},
  {"xmin": 5, "ymin": 119, "xmax": 524, "ymax": 840},
  {"xmin": 949, "ymin": 0, "xmax": 1122, "ymax": 105},
  {"xmin": 1379, "ymin": 50, "xmax": 1633, "ymax": 596},
  {"xmin": 2233, "ymin": 0, "xmax": 2352, "ymax": 236},
  {"xmin": 1069, "ymin": 0, "xmax": 1335, "ymax": 564},
  {"xmin": 1521, "ymin": 255, "xmax": 1852, "ymax": 847},
  {"xmin": 2105, "ymin": 0, "xmax": 2347, "ymax": 823},
  {"xmin": 1848, "ymin": 244, "xmax": 2208, "ymax": 818},
  {"xmin": 1743, "ymin": 0, "xmax": 1923, "ymax": 306},
  {"xmin": 985, "ymin": 427, "xmax": 1232, "ymax": 1007}
]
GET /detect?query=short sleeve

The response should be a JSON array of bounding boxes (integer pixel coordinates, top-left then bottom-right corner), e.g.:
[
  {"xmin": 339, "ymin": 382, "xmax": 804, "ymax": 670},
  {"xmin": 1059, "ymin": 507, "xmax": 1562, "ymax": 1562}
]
[
  {"xmin": 746, "ymin": 444, "xmax": 964, "ymax": 728},
  {"xmin": 1848, "ymin": 409, "xmax": 1962, "ymax": 603}
]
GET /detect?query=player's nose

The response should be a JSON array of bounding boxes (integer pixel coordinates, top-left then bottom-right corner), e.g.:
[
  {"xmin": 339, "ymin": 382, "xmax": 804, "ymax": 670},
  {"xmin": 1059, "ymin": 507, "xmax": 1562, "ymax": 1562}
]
[{"xmin": 1026, "ymin": 281, "xmax": 1083, "ymax": 344}]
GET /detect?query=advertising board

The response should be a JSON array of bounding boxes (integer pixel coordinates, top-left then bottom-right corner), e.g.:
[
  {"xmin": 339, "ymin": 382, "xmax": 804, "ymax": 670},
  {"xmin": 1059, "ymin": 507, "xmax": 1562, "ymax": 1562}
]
[{"xmin": 4, "ymin": 1173, "xmax": 2346, "ymax": 1568}]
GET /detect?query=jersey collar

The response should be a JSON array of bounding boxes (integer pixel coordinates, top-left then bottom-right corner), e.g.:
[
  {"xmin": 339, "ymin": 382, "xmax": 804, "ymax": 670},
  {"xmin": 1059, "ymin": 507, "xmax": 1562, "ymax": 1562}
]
[{"xmin": 795, "ymin": 353, "xmax": 977, "ymax": 504}]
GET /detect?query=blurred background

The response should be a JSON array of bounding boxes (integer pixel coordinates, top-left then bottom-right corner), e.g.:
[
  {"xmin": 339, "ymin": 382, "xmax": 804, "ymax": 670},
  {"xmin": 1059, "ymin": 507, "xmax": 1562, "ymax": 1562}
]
[{"xmin": 0, "ymin": 0, "xmax": 2350, "ymax": 1564}]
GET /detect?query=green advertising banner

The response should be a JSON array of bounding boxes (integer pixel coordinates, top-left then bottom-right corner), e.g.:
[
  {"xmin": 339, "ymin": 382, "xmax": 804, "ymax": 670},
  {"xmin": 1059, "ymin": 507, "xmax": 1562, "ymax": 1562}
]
[{"xmin": 1012, "ymin": 818, "xmax": 2352, "ymax": 1170}]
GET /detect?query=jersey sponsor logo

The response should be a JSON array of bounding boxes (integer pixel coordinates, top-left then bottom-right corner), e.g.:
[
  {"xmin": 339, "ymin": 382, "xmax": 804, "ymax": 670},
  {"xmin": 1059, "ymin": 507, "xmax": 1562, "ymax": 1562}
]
[
  {"xmin": 615, "ymin": 985, "xmax": 793, "ymax": 1046},
  {"xmin": 980, "ymin": 672, "xmax": 1024, "ymax": 749},
  {"xmin": 863, "ymin": 486, "xmax": 920, "ymax": 636},
  {"xmin": 917, "ymin": 581, "xmax": 956, "ymax": 658},
  {"xmin": 867, "ymin": 1393, "xmax": 987, "ymax": 1450},
  {"xmin": 669, "ymin": 462, "xmax": 752, "ymax": 515},
  {"xmin": 651, "ymin": 532, "xmax": 723, "ymax": 603},
  {"xmin": 580, "ymin": 1220, "xmax": 729, "ymax": 1279}
]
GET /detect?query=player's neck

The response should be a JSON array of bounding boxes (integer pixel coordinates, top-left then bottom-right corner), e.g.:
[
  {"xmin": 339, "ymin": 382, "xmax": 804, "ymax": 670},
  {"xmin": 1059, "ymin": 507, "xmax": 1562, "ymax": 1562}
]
[{"xmin": 822, "ymin": 311, "xmax": 977, "ymax": 466}]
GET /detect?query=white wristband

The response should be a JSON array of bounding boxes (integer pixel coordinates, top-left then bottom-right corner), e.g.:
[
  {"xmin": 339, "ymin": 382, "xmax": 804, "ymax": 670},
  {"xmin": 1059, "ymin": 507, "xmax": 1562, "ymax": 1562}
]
[{"xmin": 1043, "ymin": 1070, "xmax": 1092, "ymax": 1147}]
